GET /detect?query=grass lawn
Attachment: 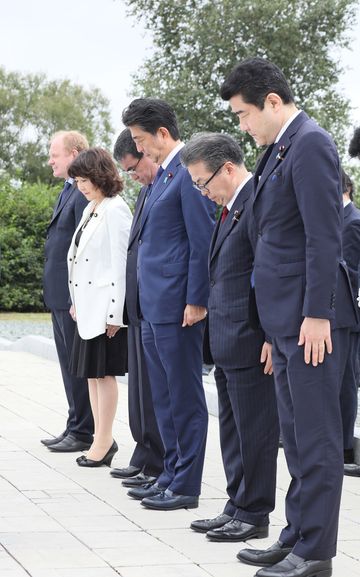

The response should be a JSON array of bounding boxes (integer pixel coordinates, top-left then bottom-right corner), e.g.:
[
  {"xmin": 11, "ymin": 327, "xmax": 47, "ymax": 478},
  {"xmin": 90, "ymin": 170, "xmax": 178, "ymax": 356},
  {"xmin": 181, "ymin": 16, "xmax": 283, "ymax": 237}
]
[{"xmin": 0, "ymin": 312, "xmax": 51, "ymax": 322}]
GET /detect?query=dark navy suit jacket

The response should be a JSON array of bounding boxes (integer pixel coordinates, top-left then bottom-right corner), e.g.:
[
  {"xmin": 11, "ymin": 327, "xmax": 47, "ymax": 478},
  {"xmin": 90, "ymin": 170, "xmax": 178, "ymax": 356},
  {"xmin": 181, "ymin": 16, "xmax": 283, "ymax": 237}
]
[
  {"xmin": 208, "ymin": 179, "xmax": 265, "ymax": 369},
  {"xmin": 137, "ymin": 151, "xmax": 215, "ymax": 323},
  {"xmin": 125, "ymin": 185, "xmax": 148, "ymax": 327},
  {"xmin": 43, "ymin": 182, "xmax": 88, "ymax": 310},
  {"xmin": 342, "ymin": 201, "xmax": 360, "ymax": 332},
  {"xmin": 252, "ymin": 111, "xmax": 357, "ymax": 337}
]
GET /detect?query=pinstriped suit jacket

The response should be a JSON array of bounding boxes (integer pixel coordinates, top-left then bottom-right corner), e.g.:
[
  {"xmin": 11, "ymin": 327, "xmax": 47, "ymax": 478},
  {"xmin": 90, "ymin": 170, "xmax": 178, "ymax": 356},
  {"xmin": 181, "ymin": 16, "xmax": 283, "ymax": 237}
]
[{"xmin": 208, "ymin": 178, "xmax": 265, "ymax": 369}]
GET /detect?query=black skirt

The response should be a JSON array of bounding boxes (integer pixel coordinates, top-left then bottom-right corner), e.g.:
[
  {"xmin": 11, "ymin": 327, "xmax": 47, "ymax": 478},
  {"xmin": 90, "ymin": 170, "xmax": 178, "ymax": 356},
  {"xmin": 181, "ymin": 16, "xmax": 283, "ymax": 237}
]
[{"xmin": 70, "ymin": 325, "xmax": 128, "ymax": 379}]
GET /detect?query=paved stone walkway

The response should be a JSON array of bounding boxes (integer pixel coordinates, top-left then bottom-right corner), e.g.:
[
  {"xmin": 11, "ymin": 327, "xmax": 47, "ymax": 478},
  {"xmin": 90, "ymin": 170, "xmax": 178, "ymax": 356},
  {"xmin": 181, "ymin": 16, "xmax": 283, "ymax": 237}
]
[{"xmin": 0, "ymin": 350, "xmax": 359, "ymax": 577}]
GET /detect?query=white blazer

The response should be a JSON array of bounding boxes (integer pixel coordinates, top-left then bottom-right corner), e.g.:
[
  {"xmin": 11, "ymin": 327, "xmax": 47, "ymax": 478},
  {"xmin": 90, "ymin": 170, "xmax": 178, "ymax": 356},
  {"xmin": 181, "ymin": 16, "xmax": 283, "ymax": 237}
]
[{"xmin": 67, "ymin": 195, "xmax": 132, "ymax": 340}]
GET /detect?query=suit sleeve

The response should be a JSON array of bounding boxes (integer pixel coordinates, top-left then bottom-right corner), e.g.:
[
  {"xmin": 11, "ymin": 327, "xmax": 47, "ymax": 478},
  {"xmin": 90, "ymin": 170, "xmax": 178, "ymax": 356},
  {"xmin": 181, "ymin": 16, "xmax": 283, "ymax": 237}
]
[
  {"xmin": 342, "ymin": 218, "xmax": 360, "ymax": 298},
  {"xmin": 74, "ymin": 187, "xmax": 89, "ymax": 227},
  {"xmin": 180, "ymin": 169, "xmax": 216, "ymax": 307},
  {"xmin": 292, "ymin": 129, "xmax": 342, "ymax": 320},
  {"xmin": 105, "ymin": 200, "xmax": 132, "ymax": 326}
]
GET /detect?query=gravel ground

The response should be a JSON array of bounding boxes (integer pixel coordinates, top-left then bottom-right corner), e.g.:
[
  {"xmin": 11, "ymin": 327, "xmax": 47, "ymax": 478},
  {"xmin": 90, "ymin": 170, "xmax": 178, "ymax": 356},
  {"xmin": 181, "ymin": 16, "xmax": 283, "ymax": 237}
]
[{"xmin": 0, "ymin": 319, "xmax": 53, "ymax": 341}]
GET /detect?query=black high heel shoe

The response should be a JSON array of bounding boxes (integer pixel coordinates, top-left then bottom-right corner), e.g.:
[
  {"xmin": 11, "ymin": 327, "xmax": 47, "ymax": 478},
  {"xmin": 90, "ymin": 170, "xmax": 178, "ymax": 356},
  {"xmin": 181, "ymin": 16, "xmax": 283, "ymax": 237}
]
[{"xmin": 76, "ymin": 440, "xmax": 118, "ymax": 468}]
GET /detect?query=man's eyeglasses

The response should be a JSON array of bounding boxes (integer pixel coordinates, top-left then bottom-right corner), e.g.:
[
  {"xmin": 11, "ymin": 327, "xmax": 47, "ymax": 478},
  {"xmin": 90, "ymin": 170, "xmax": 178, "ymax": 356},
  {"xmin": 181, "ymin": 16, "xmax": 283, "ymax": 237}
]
[
  {"xmin": 192, "ymin": 163, "xmax": 226, "ymax": 192},
  {"xmin": 123, "ymin": 155, "xmax": 143, "ymax": 175}
]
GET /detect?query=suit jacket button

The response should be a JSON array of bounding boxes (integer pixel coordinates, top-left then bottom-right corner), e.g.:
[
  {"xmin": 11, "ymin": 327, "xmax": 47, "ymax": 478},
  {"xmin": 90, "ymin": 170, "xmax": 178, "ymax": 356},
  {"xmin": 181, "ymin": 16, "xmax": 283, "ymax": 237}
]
[
  {"xmin": 86, "ymin": 258, "xmax": 89, "ymax": 262},
  {"xmin": 69, "ymin": 258, "xmax": 72, "ymax": 261},
  {"xmin": 128, "ymin": 249, "xmax": 132, "ymax": 254},
  {"xmin": 112, "ymin": 282, "xmax": 115, "ymax": 286},
  {"xmin": 75, "ymin": 284, "xmax": 78, "ymax": 287},
  {"xmin": 88, "ymin": 281, "xmax": 91, "ymax": 284},
  {"xmin": 109, "ymin": 314, "xmax": 113, "ymax": 318},
  {"xmin": 210, "ymin": 280, "xmax": 215, "ymax": 287},
  {"xmin": 112, "ymin": 299, "xmax": 115, "ymax": 302},
  {"xmin": 138, "ymin": 239, "xmax": 142, "ymax": 245}
]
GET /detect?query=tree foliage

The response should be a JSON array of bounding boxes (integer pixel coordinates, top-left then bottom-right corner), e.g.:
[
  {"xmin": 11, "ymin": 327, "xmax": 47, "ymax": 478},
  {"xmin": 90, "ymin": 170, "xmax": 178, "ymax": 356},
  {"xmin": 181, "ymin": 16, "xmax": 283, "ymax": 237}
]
[
  {"xmin": 126, "ymin": 0, "xmax": 358, "ymax": 164},
  {"xmin": 0, "ymin": 177, "xmax": 57, "ymax": 311},
  {"xmin": 0, "ymin": 68, "xmax": 113, "ymax": 184}
]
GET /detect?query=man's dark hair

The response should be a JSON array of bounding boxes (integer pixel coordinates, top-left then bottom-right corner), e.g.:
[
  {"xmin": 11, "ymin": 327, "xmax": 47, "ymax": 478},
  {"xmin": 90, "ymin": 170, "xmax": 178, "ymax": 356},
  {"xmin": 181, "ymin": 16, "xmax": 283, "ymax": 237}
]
[
  {"xmin": 181, "ymin": 132, "xmax": 244, "ymax": 172},
  {"xmin": 341, "ymin": 168, "xmax": 354, "ymax": 201},
  {"xmin": 122, "ymin": 98, "xmax": 180, "ymax": 140},
  {"xmin": 220, "ymin": 57, "xmax": 294, "ymax": 109},
  {"xmin": 68, "ymin": 148, "xmax": 123, "ymax": 197},
  {"xmin": 113, "ymin": 128, "xmax": 142, "ymax": 162},
  {"xmin": 349, "ymin": 127, "xmax": 360, "ymax": 159}
]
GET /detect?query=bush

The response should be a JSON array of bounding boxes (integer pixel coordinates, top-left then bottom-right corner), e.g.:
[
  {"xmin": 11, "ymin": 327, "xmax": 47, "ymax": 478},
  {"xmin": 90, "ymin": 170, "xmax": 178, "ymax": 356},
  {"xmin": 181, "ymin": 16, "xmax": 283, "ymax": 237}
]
[{"xmin": 0, "ymin": 178, "xmax": 57, "ymax": 311}]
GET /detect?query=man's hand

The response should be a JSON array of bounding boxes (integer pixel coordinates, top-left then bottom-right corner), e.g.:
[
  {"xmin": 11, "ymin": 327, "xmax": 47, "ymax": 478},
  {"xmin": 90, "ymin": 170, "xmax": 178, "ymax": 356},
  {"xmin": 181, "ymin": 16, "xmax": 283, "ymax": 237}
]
[
  {"xmin": 298, "ymin": 317, "xmax": 332, "ymax": 366},
  {"xmin": 182, "ymin": 304, "xmax": 207, "ymax": 327},
  {"xmin": 260, "ymin": 341, "xmax": 273, "ymax": 375},
  {"xmin": 106, "ymin": 324, "xmax": 120, "ymax": 338},
  {"xmin": 69, "ymin": 305, "xmax": 76, "ymax": 321}
]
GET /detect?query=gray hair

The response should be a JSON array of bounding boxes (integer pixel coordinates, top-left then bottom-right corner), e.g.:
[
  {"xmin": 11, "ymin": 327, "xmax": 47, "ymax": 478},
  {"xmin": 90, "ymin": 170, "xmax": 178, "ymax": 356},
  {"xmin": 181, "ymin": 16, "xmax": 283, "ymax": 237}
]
[{"xmin": 181, "ymin": 132, "xmax": 244, "ymax": 172}]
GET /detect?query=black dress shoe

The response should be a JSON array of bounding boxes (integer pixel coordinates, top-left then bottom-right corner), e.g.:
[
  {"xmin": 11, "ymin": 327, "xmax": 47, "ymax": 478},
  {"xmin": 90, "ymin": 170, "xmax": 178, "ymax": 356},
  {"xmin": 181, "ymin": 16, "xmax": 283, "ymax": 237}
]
[
  {"xmin": 110, "ymin": 465, "xmax": 142, "ymax": 479},
  {"xmin": 48, "ymin": 433, "xmax": 91, "ymax": 453},
  {"xmin": 41, "ymin": 431, "xmax": 67, "ymax": 446},
  {"xmin": 237, "ymin": 540, "xmax": 293, "ymax": 567},
  {"xmin": 121, "ymin": 473, "xmax": 156, "ymax": 488},
  {"xmin": 344, "ymin": 463, "xmax": 360, "ymax": 477},
  {"xmin": 127, "ymin": 482, "xmax": 166, "ymax": 501},
  {"xmin": 255, "ymin": 553, "xmax": 332, "ymax": 577},
  {"xmin": 141, "ymin": 489, "xmax": 199, "ymax": 510},
  {"xmin": 76, "ymin": 441, "xmax": 118, "ymax": 468},
  {"xmin": 207, "ymin": 519, "xmax": 268, "ymax": 542},
  {"xmin": 190, "ymin": 513, "xmax": 232, "ymax": 533}
]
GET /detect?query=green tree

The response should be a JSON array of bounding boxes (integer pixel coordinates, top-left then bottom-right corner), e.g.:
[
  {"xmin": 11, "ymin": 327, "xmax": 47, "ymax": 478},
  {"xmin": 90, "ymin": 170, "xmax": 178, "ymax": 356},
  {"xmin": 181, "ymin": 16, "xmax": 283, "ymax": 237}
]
[
  {"xmin": 0, "ymin": 68, "xmax": 113, "ymax": 184},
  {"xmin": 0, "ymin": 177, "xmax": 57, "ymax": 311},
  {"xmin": 125, "ymin": 0, "xmax": 358, "ymax": 164}
]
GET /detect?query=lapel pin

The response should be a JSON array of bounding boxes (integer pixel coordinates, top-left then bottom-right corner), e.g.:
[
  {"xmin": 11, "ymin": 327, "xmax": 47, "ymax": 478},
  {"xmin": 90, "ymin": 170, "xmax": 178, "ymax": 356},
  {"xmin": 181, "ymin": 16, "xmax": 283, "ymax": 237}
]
[
  {"xmin": 276, "ymin": 145, "xmax": 286, "ymax": 161},
  {"xmin": 232, "ymin": 210, "xmax": 241, "ymax": 222},
  {"xmin": 164, "ymin": 172, "xmax": 173, "ymax": 184}
]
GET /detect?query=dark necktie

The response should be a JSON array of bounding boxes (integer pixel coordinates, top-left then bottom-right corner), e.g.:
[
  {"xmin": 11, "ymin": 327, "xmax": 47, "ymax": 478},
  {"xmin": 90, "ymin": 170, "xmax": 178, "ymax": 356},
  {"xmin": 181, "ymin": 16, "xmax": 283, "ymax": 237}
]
[
  {"xmin": 54, "ymin": 181, "xmax": 72, "ymax": 212},
  {"xmin": 221, "ymin": 206, "xmax": 229, "ymax": 223},
  {"xmin": 153, "ymin": 166, "xmax": 165, "ymax": 187},
  {"xmin": 255, "ymin": 143, "xmax": 275, "ymax": 181}
]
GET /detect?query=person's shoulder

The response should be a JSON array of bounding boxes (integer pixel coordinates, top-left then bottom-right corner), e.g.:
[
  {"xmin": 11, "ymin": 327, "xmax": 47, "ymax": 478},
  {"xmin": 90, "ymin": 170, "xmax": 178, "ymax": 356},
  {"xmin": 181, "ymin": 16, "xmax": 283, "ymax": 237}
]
[{"xmin": 107, "ymin": 194, "xmax": 132, "ymax": 218}]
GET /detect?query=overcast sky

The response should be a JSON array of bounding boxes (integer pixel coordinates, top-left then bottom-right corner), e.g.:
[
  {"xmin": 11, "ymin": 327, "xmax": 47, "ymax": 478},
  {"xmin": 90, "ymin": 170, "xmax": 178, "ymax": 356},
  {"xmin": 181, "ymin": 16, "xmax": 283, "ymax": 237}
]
[{"xmin": 1, "ymin": 0, "xmax": 359, "ymax": 147}]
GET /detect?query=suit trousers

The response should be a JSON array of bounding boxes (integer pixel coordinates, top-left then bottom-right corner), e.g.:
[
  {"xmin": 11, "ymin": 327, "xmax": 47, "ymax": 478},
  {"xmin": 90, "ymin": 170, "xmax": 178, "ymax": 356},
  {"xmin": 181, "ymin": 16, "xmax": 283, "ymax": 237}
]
[
  {"xmin": 51, "ymin": 309, "xmax": 93, "ymax": 443},
  {"xmin": 141, "ymin": 320, "xmax": 208, "ymax": 496},
  {"xmin": 127, "ymin": 324, "xmax": 164, "ymax": 476},
  {"xmin": 340, "ymin": 331, "xmax": 359, "ymax": 451},
  {"xmin": 215, "ymin": 365, "xmax": 279, "ymax": 526},
  {"xmin": 272, "ymin": 328, "xmax": 349, "ymax": 560}
]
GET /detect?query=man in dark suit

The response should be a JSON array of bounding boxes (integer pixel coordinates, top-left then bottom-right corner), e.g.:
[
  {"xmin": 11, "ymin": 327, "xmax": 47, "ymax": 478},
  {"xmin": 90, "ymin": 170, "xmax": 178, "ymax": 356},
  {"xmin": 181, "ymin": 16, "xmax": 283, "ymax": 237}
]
[
  {"xmin": 181, "ymin": 132, "xmax": 279, "ymax": 541},
  {"xmin": 220, "ymin": 58, "xmax": 358, "ymax": 577},
  {"xmin": 42, "ymin": 130, "xmax": 93, "ymax": 452},
  {"xmin": 341, "ymin": 171, "xmax": 360, "ymax": 477},
  {"xmin": 110, "ymin": 128, "xmax": 164, "ymax": 487},
  {"xmin": 122, "ymin": 98, "xmax": 215, "ymax": 510}
]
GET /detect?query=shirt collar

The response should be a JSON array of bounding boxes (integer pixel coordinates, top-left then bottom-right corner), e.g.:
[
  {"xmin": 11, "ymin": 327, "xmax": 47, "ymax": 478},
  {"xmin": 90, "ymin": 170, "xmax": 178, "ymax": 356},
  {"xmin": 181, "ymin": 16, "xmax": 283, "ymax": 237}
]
[
  {"xmin": 226, "ymin": 173, "xmax": 252, "ymax": 211},
  {"xmin": 161, "ymin": 142, "xmax": 185, "ymax": 169},
  {"xmin": 274, "ymin": 110, "xmax": 302, "ymax": 143}
]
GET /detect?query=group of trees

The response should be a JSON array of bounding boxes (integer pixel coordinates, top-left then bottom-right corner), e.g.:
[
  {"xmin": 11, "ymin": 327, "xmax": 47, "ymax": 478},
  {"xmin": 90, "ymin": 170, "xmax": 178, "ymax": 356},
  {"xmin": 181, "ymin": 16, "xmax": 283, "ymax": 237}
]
[{"xmin": 0, "ymin": 0, "xmax": 359, "ymax": 310}]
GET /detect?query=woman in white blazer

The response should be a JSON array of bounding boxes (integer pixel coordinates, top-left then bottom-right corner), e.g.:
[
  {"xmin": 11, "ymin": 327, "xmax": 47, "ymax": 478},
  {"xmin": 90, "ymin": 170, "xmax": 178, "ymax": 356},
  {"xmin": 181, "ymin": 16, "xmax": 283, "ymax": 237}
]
[{"xmin": 67, "ymin": 148, "xmax": 132, "ymax": 467}]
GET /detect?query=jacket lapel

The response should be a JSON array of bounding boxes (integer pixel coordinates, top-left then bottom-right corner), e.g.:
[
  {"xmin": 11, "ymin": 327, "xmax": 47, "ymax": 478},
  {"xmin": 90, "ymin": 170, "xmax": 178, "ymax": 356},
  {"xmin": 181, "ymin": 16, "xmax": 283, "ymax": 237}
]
[
  {"xmin": 50, "ymin": 182, "xmax": 76, "ymax": 225},
  {"xmin": 75, "ymin": 197, "xmax": 111, "ymax": 258},
  {"xmin": 139, "ymin": 154, "xmax": 181, "ymax": 233},
  {"xmin": 128, "ymin": 186, "xmax": 148, "ymax": 248},
  {"xmin": 254, "ymin": 111, "xmax": 309, "ymax": 201},
  {"xmin": 210, "ymin": 184, "xmax": 250, "ymax": 263}
]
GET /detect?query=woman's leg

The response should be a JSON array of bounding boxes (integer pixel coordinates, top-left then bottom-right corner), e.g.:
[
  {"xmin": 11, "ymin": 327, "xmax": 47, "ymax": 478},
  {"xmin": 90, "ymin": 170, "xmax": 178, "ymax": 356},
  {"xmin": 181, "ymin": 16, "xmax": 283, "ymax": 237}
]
[
  {"xmin": 86, "ymin": 375, "xmax": 118, "ymax": 460},
  {"xmin": 87, "ymin": 378, "xmax": 99, "ymax": 437}
]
